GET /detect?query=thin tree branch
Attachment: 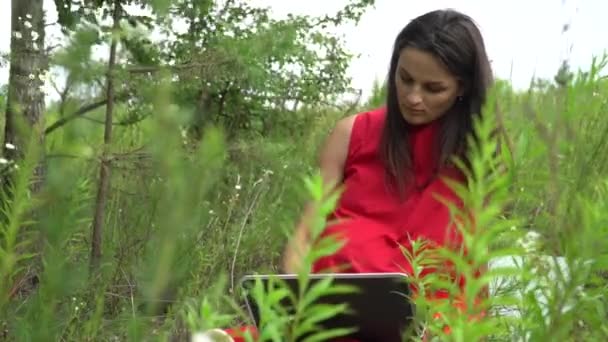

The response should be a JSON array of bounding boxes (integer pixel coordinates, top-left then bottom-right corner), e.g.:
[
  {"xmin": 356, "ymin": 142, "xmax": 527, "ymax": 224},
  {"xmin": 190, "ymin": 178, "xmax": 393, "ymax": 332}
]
[
  {"xmin": 80, "ymin": 113, "xmax": 149, "ymax": 127},
  {"xmin": 90, "ymin": 0, "xmax": 121, "ymax": 273},
  {"xmin": 45, "ymin": 44, "xmax": 62, "ymax": 53},
  {"xmin": 44, "ymin": 98, "xmax": 108, "ymax": 135},
  {"xmin": 125, "ymin": 59, "xmax": 232, "ymax": 74},
  {"xmin": 49, "ymin": 77, "xmax": 64, "ymax": 98}
]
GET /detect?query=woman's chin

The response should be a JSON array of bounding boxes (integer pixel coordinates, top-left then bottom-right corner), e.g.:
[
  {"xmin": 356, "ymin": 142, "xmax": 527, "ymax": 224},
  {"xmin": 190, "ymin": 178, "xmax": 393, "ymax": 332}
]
[{"xmin": 402, "ymin": 113, "xmax": 433, "ymax": 126}]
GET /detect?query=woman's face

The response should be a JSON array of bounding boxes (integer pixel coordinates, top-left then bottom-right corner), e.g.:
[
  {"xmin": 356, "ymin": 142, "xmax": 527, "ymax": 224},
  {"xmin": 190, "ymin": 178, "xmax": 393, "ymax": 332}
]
[{"xmin": 395, "ymin": 47, "xmax": 463, "ymax": 125}]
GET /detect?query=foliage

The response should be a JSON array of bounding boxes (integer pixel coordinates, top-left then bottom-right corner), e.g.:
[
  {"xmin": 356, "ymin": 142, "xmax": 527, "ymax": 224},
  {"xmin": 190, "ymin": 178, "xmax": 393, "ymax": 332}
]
[
  {"xmin": 1, "ymin": 0, "xmax": 608, "ymax": 341},
  {"xmin": 362, "ymin": 77, "xmax": 386, "ymax": 110},
  {"xmin": 48, "ymin": 0, "xmax": 375, "ymax": 140},
  {"xmin": 0, "ymin": 87, "xmax": 5, "ymax": 115}
]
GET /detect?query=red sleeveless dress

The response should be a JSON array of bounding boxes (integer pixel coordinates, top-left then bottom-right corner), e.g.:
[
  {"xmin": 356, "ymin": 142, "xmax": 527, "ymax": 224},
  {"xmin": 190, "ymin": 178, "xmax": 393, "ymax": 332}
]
[
  {"xmin": 225, "ymin": 107, "xmax": 476, "ymax": 341},
  {"xmin": 312, "ymin": 107, "xmax": 466, "ymax": 279}
]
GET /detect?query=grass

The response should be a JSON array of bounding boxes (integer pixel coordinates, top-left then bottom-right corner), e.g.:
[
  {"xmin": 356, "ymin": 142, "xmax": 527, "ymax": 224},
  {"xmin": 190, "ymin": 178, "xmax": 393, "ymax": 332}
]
[{"xmin": 1, "ymin": 54, "xmax": 608, "ymax": 341}]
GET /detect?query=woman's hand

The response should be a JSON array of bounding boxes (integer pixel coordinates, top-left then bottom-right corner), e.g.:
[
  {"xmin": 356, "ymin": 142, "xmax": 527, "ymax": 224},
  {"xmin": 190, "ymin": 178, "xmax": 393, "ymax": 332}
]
[
  {"xmin": 281, "ymin": 245, "xmax": 303, "ymax": 274},
  {"xmin": 281, "ymin": 226, "xmax": 309, "ymax": 273}
]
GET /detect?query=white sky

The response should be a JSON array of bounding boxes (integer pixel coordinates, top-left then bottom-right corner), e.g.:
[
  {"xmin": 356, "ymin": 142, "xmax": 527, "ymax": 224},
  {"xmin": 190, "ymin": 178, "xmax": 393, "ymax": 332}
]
[{"xmin": 1, "ymin": 0, "xmax": 607, "ymax": 101}]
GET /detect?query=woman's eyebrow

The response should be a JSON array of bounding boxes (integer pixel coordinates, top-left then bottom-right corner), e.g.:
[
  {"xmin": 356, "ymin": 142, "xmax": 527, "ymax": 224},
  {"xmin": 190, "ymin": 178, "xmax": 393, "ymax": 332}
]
[{"xmin": 399, "ymin": 68, "xmax": 446, "ymax": 86}]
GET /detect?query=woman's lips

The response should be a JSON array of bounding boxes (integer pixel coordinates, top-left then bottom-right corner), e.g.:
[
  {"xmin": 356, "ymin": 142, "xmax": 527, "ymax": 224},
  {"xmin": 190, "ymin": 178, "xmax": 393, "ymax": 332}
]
[{"xmin": 406, "ymin": 107, "xmax": 425, "ymax": 115}]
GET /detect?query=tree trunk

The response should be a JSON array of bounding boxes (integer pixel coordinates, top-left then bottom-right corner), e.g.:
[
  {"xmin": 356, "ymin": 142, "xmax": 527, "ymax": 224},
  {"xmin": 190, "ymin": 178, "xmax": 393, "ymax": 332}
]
[
  {"xmin": 0, "ymin": 0, "xmax": 46, "ymax": 301},
  {"xmin": 3, "ymin": 0, "xmax": 46, "ymax": 191},
  {"xmin": 89, "ymin": 0, "xmax": 120, "ymax": 272}
]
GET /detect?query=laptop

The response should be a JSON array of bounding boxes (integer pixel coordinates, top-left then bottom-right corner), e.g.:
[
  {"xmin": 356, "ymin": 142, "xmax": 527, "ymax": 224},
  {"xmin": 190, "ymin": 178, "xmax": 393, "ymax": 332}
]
[{"xmin": 240, "ymin": 272, "xmax": 415, "ymax": 342}]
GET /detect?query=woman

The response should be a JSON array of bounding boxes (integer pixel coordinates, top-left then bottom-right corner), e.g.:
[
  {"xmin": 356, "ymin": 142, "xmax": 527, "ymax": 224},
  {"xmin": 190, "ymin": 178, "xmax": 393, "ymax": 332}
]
[
  {"xmin": 283, "ymin": 8, "xmax": 492, "ymax": 277},
  {"xmin": 227, "ymin": 8, "xmax": 493, "ymax": 342}
]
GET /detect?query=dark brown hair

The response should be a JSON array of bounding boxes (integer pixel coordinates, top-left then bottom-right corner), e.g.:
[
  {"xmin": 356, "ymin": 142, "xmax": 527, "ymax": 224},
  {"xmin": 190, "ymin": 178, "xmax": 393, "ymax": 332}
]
[{"xmin": 381, "ymin": 9, "xmax": 493, "ymax": 194}]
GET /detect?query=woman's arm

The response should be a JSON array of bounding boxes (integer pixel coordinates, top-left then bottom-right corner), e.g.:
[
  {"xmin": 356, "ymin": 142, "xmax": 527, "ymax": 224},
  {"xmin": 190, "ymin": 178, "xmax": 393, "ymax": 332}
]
[{"xmin": 281, "ymin": 114, "xmax": 356, "ymax": 273}]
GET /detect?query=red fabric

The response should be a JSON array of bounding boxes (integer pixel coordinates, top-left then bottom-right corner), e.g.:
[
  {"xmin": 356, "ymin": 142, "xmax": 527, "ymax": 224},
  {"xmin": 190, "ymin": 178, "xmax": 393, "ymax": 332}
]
[
  {"xmin": 313, "ymin": 107, "xmax": 466, "ymax": 281},
  {"xmin": 226, "ymin": 108, "xmax": 482, "ymax": 341},
  {"xmin": 224, "ymin": 326, "xmax": 257, "ymax": 342}
]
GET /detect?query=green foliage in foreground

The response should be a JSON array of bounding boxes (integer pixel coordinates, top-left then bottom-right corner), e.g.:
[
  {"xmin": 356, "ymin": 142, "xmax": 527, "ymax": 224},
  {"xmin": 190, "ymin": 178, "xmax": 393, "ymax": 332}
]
[
  {"xmin": 1, "ymin": 0, "xmax": 607, "ymax": 337},
  {"xmin": 2, "ymin": 58, "xmax": 608, "ymax": 340}
]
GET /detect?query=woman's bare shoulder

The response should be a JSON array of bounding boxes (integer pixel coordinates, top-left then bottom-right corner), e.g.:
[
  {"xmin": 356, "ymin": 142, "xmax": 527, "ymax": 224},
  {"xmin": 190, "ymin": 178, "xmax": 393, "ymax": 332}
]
[{"xmin": 332, "ymin": 114, "xmax": 358, "ymax": 139}]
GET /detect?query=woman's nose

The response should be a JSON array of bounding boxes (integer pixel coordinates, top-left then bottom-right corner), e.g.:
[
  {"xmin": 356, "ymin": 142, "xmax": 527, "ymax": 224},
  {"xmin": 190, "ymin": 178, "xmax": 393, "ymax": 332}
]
[{"xmin": 405, "ymin": 91, "xmax": 422, "ymax": 106}]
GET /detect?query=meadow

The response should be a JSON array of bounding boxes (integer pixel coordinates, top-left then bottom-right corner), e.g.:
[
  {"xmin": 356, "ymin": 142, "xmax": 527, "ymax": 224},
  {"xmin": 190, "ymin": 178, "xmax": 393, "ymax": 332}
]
[{"xmin": 1, "ymin": 1, "xmax": 607, "ymax": 341}]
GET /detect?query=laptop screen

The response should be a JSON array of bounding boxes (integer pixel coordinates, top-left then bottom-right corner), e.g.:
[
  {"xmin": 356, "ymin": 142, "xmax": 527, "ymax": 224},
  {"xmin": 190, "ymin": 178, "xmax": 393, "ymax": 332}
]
[{"xmin": 240, "ymin": 273, "xmax": 415, "ymax": 342}]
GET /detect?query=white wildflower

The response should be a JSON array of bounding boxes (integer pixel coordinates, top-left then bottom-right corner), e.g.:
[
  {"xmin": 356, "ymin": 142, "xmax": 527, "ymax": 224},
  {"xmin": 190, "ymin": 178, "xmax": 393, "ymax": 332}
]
[
  {"xmin": 5, "ymin": 143, "xmax": 15, "ymax": 150},
  {"xmin": 13, "ymin": 31, "xmax": 22, "ymax": 39},
  {"xmin": 0, "ymin": 158, "xmax": 9, "ymax": 164},
  {"xmin": 31, "ymin": 31, "xmax": 39, "ymax": 41},
  {"xmin": 517, "ymin": 230, "xmax": 542, "ymax": 253},
  {"xmin": 26, "ymin": 14, "xmax": 32, "ymax": 20},
  {"xmin": 209, "ymin": 209, "xmax": 214, "ymax": 215},
  {"xmin": 38, "ymin": 71, "xmax": 48, "ymax": 82},
  {"xmin": 24, "ymin": 21, "xmax": 32, "ymax": 29},
  {"xmin": 234, "ymin": 174, "xmax": 241, "ymax": 190},
  {"xmin": 29, "ymin": 74, "xmax": 35, "ymax": 80},
  {"xmin": 526, "ymin": 231, "xmax": 541, "ymax": 241}
]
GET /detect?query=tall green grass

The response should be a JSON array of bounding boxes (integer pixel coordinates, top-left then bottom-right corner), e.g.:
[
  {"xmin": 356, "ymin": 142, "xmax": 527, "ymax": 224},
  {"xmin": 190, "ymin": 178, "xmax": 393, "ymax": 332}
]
[{"xmin": 1, "ymin": 49, "xmax": 607, "ymax": 341}]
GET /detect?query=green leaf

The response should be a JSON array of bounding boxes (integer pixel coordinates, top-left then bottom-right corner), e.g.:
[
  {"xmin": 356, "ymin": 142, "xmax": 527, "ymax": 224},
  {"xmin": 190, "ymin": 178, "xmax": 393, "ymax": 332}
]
[
  {"xmin": 149, "ymin": 0, "xmax": 171, "ymax": 16},
  {"xmin": 307, "ymin": 236, "xmax": 344, "ymax": 263},
  {"xmin": 300, "ymin": 325, "xmax": 357, "ymax": 342},
  {"xmin": 299, "ymin": 278, "xmax": 357, "ymax": 313}
]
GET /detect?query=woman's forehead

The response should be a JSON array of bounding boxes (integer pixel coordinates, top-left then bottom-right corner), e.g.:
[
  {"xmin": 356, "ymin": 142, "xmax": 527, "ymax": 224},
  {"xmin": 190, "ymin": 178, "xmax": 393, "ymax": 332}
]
[{"xmin": 397, "ymin": 47, "xmax": 457, "ymax": 83}]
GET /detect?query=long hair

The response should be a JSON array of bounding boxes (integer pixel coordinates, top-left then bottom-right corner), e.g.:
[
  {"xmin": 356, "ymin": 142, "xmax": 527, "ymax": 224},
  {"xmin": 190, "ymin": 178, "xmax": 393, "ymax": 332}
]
[{"xmin": 380, "ymin": 9, "xmax": 494, "ymax": 195}]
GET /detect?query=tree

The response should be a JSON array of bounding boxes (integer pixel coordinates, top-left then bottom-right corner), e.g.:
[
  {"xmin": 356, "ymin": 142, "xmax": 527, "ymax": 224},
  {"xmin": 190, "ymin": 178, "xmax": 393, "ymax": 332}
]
[
  {"xmin": 159, "ymin": 0, "xmax": 375, "ymax": 138},
  {"xmin": 48, "ymin": 0, "xmax": 376, "ymax": 140},
  {"xmin": 0, "ymin": 86, "xmax": 6, "ymax": 119},
  {"xmin": 554, "ymin": 60, "xmax": 574, "ymax": 88},
  {"xmin": 45, "ymin": 0, "xmax": 376, "ymax": 275},
  {"xmin": 89, "ymin": 0, "xmax": 122, "ymax": 272},
  {"xmin": 3, "ymin": 0, "xmax": 47, "ymax": 192},
  {"xmin": 51, "ymin": 0, "xmax": 164, "ymax": 272},
  {"xmin": 0, "ymin": 0, "xmax": 47, "ymax": 312},
  {"xmin": 364, "ymin": 77, "xmax": 386, "ymax": 109}
]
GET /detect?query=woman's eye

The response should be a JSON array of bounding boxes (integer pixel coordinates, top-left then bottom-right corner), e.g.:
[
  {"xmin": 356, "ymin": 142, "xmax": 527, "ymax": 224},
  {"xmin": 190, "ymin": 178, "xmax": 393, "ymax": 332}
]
[
  {"xmin": 426, "ymin": 86, "xmax": 444, "ymax": 93},
  {"xmin": 400, "ymin": 74, "xmax": 413, "ymax": 84}
]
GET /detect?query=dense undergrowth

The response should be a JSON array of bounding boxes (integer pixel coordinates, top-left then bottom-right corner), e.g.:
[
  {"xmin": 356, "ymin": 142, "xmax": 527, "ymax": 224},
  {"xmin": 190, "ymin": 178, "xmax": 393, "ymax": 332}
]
[{"xmin": 1, "ymin": 1, "xmax": 607, "ymax": 340}]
